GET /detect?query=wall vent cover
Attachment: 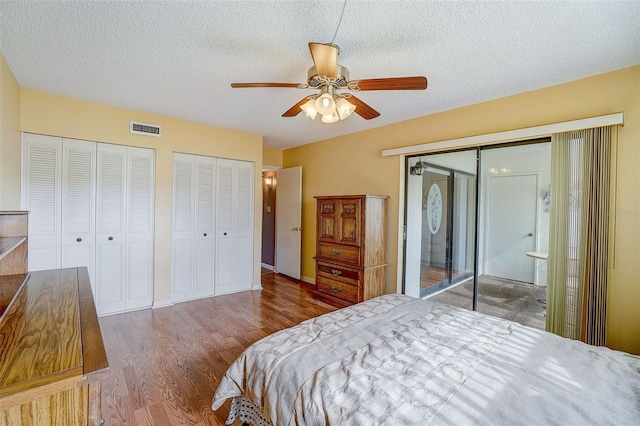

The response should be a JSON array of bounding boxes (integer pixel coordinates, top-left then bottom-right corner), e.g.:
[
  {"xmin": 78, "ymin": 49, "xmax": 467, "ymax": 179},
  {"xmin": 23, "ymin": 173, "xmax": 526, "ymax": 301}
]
[{"xmin": 130, "ymin": 121, "xmax": 162, "ymax": 137}]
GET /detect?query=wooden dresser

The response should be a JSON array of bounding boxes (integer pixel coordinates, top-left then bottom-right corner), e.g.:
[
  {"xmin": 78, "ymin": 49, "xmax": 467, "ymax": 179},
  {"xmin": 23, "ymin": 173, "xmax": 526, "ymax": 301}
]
[
  {"xmin": 0, "ymin": 210, "xmax": 108, "ymax": 425},
  {"xmin": 314, "ymin": 195, "xmax": 388, "ymax": 307},
  {"xmin": 0, "ymin": 211, "xmax": 28, "ymax": 276}
]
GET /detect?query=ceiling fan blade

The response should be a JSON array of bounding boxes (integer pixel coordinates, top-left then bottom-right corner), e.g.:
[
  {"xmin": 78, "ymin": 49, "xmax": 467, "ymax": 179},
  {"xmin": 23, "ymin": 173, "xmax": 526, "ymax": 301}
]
[
  {"xmin": 282, "ymin": 97, "xmax": 311, "ymax": 117},
  {"xmin": 231, "ymin": 83, "xmax": 300, "ymax": 88},
  {"xmin": 309, "ymin": 42, "xmax": 339, "ymax": 78},
  {"xmin": 348, "ymin": 95, "xmax": 380, "ymax": 120},
  {"xmin": 352, "ymin": 76, "xmax": 428, "ymax": 91}
]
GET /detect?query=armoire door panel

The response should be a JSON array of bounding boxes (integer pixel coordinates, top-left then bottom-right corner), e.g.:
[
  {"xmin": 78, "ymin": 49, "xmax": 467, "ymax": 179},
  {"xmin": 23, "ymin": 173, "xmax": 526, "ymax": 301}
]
[
  {"xmin": 21, "ymin": 134, "xmax": 63, "ymax": 271},
  {"xmin": 337, "ymin": 199, "xmax": 361, "ymax": 246}
]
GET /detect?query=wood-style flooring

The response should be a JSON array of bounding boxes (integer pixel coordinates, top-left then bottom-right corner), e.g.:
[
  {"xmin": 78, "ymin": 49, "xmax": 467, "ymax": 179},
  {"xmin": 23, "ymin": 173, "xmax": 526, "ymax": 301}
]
[{"xmin": 99, "ymin": 269, "xmax": 335, "ymax": 425}]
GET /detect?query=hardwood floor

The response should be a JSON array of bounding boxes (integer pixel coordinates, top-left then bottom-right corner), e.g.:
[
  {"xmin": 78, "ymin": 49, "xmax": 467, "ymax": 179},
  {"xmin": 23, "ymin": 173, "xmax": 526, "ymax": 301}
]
[{"xmin": 99, "ymin": 269, "xmax": 335, "ymax": 425}]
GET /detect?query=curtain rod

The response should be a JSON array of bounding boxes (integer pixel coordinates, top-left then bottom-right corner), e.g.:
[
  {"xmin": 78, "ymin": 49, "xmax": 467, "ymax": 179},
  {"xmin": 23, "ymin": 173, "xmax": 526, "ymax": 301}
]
[{"xmin": 381, "ymin": 112, "xmax": 624, "ymax": 157}]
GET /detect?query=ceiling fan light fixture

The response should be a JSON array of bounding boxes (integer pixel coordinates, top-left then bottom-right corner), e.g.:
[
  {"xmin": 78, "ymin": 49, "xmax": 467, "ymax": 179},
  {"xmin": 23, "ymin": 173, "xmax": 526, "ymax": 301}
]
[
  {"xmin": 321, "ymin": 111, "xmax": 339, "ymax": 124},
  {"xmin": 300, "ymin": 99, "xmax": 318, "ymax": 120},
  {"xmin": 336, "ymin": 97, "xmax": 356, "ymax": 120},
  {"xmin": 315, "ymin": 92, "xmax": 336, "ymax": 115}
]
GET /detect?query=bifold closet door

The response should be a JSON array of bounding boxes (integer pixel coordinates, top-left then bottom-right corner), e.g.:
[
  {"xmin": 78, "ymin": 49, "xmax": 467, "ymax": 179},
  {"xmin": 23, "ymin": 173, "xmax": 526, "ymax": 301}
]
[
  {"xmin": 171, "ymin": 153, "xmax": 216, "ymax": 302},
  {"xmin": 194, "ymin": 156, "xmax": 216, "ymax": 298},
  {"xmin": 21, "ymin": 134, "xmax": 63, "ymax": 272},
  {"xmin": 61, "ymin": 139, "xmax": 96, "ymax": 281},
  {"xmin": 172, "ymin": 153, "xmax": 196, "ymax": 302},
  {"xmin": 23, "ymin": 133, "xmax": 155, "ymax": 316},
  {"xmin": 95, "ymin": 144, "xmax": 155, "ymax": 315},
  {"xmin": 125, "ymin": 147, "xmax": 155, "ymax": 310},
  {"xmin": 95, "ymin": 143, "xmax": 127, "ymax": 313},
  {"xmin": 215, "ymin": 158, "xmax": 254, "ymax": 295}
]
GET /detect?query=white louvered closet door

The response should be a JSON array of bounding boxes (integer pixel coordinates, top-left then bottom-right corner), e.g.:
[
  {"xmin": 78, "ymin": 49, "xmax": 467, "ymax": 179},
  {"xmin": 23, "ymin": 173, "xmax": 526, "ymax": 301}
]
[
  {"xmin": 21, "ymin": 133, "xmax": 63, "ymax": 272},
  {"xmin": 126, "ymin": 147, "xmax": 155, "ymax": 310},
  {"xmin": 95, "ymin": 143, "xmax": 127, "ymax": 314},
  {"xmin": 194, "ymin": 156, "xmax": 216, "ymax": 298},
  {"xmin": 215, "ymin": 158, "xmax": 254, "ymax": 295},
  {"xmin": 215, "ymin": 159, "xmax": 235, "ymax": 295},
  {"xmin": 234, "ymin": 160, "xmax": 254, "ymax": 291},
  {"xmin": 172, "ymin": 153, "xmax": 196, "ymax": 302},
  {"xmin": 61, "ymin": 138, "xmax": 96, "ymax": 282}
]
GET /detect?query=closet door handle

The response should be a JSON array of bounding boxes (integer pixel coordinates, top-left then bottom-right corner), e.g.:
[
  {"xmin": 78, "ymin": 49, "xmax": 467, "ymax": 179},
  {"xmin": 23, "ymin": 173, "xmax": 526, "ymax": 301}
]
[
  {"xmin": 203, "ymin": 233, "xmax": 207, "ymax": 237},
  {"xmin": 76, "ymin": 238, "xmax": 82, "ymax": 242},
  {"xmin": 108, "ymin": 237, "xmax": 113, "ymax": 241}
]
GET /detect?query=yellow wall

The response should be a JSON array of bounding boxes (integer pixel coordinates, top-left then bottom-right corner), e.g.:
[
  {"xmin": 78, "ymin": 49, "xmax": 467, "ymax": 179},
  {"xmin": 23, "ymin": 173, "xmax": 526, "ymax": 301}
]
[
  {"xmin": 262, "ymin": 146, "xmax": 283, "ymax": 168},
  {"xmin": 0, "ymin": 53, "xmax": 21, "ymax": 210},
  {"xmin": 18, "ymin": 89, "xmax": 264, "ymax": 304},
  {"xmin": 284, "ymin": 65, "xmax": 640, "ymax": 355}
]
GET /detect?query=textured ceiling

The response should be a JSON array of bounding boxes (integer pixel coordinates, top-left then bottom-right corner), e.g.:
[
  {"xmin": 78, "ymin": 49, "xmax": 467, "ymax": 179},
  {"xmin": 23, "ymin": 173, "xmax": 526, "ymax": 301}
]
[{"xmin": 1, "ymin": 1, "xmax": 639, "ymax": 149}]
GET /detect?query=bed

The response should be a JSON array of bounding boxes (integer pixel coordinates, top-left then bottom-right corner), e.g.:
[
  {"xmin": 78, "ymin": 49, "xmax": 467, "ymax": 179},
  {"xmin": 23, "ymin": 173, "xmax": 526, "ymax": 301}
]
[{"xmin": 212, "ymin": 294, "xmax": 640, "ymax": 425}]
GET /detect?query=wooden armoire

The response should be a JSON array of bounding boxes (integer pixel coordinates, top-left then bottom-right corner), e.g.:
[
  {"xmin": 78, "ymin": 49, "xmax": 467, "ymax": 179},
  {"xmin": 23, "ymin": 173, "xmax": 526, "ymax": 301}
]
[{"xmin": 314, "ymin": 195, "xmax": 388, "ymax": 307}]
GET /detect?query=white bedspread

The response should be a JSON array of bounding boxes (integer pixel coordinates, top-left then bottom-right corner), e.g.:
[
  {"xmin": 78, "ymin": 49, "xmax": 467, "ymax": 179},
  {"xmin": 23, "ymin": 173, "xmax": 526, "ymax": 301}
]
[{"xmin": 212, "ymin": 294, "xmax": 640, "ymax": 425}]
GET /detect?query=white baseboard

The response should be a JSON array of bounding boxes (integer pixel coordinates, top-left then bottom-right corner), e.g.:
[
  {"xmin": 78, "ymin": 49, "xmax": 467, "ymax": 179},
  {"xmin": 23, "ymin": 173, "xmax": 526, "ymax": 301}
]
[
  {"xmin": 152, "ymin": 299, "xmax": 174, "ymax": 309},
  {"xmin": 261, "ymin": 263, "xmax": 274, "ymax": 270},
  {"xmin": 301, "ymin": 275, "xmax": 315, "ymax": 285},
  {"xmin": 252, "ymin": 284, "xmax": 263, "ymax": 291}
]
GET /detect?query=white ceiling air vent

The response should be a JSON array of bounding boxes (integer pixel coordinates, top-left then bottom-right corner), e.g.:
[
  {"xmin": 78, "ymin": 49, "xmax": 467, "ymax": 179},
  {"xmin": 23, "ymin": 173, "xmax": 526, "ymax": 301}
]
[{"xmin": 130, "ymin": 121, "xmax": 162, "ymax": 137}]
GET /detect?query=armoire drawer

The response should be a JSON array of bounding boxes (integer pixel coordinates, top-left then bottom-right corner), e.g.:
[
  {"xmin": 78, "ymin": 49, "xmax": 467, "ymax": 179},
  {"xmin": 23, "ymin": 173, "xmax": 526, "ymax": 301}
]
[
  {"xmin": 316, "ymin": 262, "xmax": 360, "ymax": 286},
  {"xmin": 317, "ymin": 242, "xmax": 360, "ymax": 266},
  {"xmin": 316, "ymin": 276, "xmax": 359, "ymax": 304}
]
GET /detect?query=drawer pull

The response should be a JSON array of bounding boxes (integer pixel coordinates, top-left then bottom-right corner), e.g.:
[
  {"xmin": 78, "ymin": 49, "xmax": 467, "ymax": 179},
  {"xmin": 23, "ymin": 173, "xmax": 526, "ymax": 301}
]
[
  {"xmin": 331, "ymin": 286, "xmax": 341, "ymax": 293},
  {"xmin": 331, "ymin": 269, "xmax": 342, "ymax": 276},
  {"xmin": 331, "ymin": 249, "xmax": 342, "ymax": 255}
]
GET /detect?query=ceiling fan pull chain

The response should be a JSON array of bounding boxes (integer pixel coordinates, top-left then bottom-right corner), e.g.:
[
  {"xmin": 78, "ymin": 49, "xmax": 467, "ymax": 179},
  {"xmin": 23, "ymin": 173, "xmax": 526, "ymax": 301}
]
[{"xmin": 330, "ymin": 0, "xmax": 349, "ymax": 45}]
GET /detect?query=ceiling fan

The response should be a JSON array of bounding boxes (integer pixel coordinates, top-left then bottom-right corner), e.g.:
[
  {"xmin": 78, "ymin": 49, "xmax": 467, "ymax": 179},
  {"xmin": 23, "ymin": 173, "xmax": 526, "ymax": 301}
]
[{"xmin": 231, "ymin": 42, "xmax": 428, "ymax": 123}]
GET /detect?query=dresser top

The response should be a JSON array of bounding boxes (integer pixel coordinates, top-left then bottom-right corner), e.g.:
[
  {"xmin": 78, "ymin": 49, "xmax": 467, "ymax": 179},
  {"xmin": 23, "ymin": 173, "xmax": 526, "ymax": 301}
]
[{"xmin": 0, "ymin": 267, "xmax": 108, "ymax": 398}]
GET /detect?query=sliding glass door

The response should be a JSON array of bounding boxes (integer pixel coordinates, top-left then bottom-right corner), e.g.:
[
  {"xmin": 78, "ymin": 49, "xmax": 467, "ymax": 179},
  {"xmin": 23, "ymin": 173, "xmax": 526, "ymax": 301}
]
[{"xmin": 404, "ymin": 151, "xmax": 476, "ymax": 299}]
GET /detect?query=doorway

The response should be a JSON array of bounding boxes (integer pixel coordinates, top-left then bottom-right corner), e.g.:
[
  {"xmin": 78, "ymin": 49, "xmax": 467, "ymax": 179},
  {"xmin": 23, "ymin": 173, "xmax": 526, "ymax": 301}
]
[{"xmin": 260, "ymin": 166, "xmax": 303, "ymax": 280}]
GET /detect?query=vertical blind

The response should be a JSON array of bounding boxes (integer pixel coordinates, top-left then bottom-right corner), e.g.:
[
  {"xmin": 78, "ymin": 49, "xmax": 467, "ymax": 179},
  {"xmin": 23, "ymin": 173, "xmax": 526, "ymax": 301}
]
[{"xmin": 547, "ymin": 126, "xmax": 613, "ymax": 345}]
